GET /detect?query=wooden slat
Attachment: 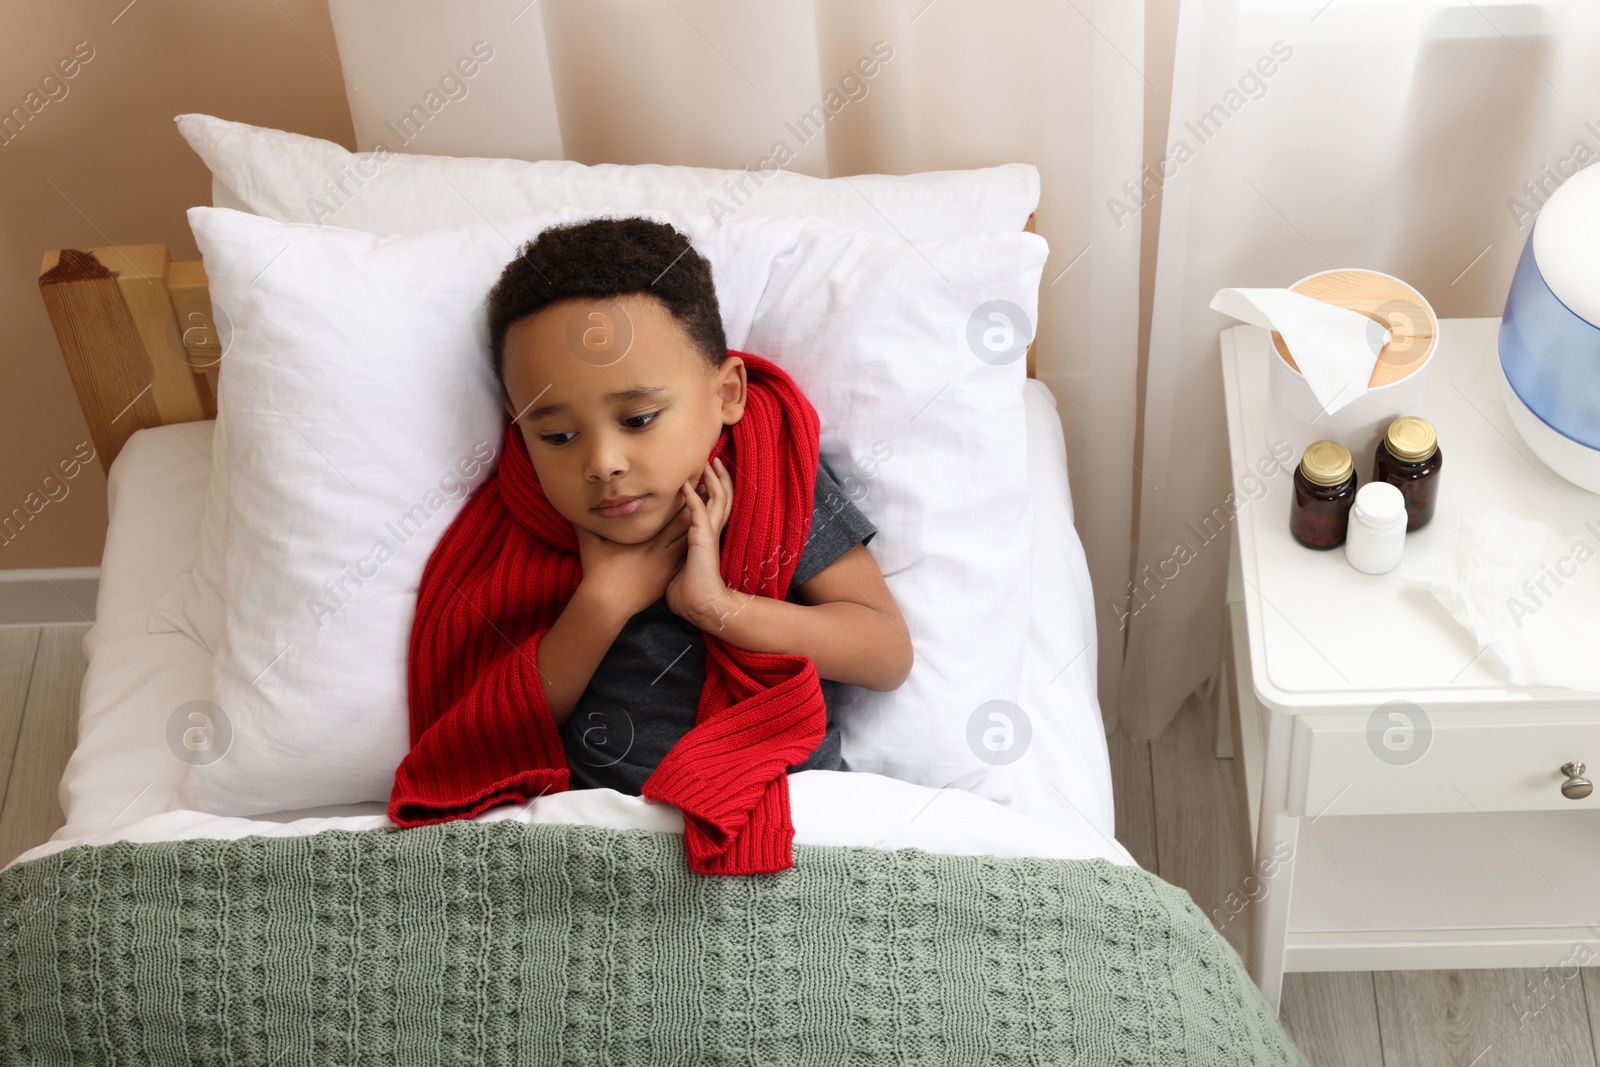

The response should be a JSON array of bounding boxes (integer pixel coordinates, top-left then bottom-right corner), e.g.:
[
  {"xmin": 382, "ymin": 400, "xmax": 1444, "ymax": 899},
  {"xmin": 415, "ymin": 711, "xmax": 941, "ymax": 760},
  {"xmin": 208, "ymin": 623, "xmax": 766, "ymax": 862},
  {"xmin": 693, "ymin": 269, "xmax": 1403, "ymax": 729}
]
[
  {"xmin": 38, "ymin": 249, "xmax": 164, "ymax": 473},
  {"xmin": 1375, "ymin": 968, "xmax": 1597, "ymax": 1067},
  {"xmin": 103, "ymin": 244, "xmax": 206, "ymax": 426},
  {"xmin": 1150, "ymin": 690, "xmax": 1252, "ymax": 959},
  {"xmin": 167, "ymin": 258, "xmax": 220, "ymax": 419},
  {"xmin": 0, "ymin": 628, "xmax": 44, "ymax": 838},
  {"xmin": 38, "ymin": 244, "xmax": 211, "ymax": 473},
  {"xmin": 1279, "ymin": 972, "xmax": 1383, "ymax": 1067},
  {"xmin": 0, "ymin": 625, "xmax": 88, "ymax": 869},
  {"xmin": 1585, "ymin": 969, "xmax": 1600, "ymax": 1056},
  {"xmin": 1106, "ymin": 728, "xmax": 1158, "ymax": 872}
]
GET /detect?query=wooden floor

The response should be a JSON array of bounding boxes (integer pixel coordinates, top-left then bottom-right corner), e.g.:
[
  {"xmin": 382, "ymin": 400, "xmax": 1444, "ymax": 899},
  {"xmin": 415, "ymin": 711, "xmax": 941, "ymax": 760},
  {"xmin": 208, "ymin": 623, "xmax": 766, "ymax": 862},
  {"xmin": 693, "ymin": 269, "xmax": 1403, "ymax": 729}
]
[
  {"xmin": 3, "ymin": 623, "xmax": 1599, "ymax": 1062},
  {"xmin": 1111, "ymin": 688, "xmax": 1600, "ymax": 1067},
  {"xmin": 0, "ymin": 625, "xmax": 87, "ymax": 870}
]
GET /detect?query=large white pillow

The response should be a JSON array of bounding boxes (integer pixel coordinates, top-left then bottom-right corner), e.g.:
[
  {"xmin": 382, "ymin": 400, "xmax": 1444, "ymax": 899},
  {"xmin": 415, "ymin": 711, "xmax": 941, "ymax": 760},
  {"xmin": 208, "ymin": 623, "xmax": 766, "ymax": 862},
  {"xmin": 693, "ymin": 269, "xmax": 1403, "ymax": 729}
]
[
  {"xmin": 178, "ymin": 204, "xmax": 1047, "ymax": 816},
  {"xmin": 174, "ymin": 113, "xmax": 1039, "ymax": 238},
  {"xmin": 152, "ymin": 113, "xmax": 1040, "ymax": 655}
]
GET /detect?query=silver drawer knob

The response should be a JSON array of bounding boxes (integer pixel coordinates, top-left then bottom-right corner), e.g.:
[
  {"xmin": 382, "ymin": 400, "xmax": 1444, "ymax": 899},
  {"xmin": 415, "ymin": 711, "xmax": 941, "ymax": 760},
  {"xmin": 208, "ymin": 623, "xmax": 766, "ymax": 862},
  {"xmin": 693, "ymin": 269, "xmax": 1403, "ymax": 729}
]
[{"xmin": 1560, "ymin": 762, "xmax": 1593, "ymax": 800}]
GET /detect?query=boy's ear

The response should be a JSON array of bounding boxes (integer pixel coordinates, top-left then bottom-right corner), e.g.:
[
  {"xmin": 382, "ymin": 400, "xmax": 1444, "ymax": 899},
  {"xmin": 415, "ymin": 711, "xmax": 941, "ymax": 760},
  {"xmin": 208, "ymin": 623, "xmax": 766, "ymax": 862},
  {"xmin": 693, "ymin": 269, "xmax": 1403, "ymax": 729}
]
[
  {"xmin": 715, "ymin": 356, "xmax": 747, "ymax": 424},
  {"xmin": 502, "ymin": 392, "xmax": 516, "ymax": 419}
]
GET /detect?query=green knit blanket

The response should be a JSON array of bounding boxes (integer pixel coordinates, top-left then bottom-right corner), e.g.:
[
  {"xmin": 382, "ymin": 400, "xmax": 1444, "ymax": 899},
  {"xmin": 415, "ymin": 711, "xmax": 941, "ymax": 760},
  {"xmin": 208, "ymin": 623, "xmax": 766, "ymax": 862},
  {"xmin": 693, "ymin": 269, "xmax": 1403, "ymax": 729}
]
[{"xmin": 0, "ymin": 820, "xmax": 1307, "ymax": 1066}]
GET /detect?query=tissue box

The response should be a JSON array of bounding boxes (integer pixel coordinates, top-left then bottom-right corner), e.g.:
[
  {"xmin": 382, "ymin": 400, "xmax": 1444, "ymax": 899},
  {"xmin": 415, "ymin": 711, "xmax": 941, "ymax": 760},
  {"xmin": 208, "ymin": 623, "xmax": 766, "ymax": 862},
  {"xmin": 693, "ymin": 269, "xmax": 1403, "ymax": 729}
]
[
  {"xmin": 1499, "ymin": 161, "xmax": 1600, "ymax": 495},
  {"xmin": 1267, "ymin": 268, "xmax": 1440, "ymax": 474}
]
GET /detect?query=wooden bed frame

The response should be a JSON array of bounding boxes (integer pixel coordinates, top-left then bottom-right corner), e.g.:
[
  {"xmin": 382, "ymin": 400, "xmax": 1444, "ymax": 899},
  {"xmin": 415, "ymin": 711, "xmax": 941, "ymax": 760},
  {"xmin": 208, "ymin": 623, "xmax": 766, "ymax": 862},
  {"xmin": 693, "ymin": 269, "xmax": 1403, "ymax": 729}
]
[{"xmin": 39, "ymin": 214, "xmax": 1039, "ymax": 473}]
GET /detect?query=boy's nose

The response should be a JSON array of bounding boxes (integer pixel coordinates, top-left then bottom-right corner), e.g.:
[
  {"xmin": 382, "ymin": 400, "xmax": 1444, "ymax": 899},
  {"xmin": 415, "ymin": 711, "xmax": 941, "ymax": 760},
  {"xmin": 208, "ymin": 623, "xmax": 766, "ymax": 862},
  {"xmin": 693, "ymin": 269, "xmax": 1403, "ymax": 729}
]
[{"xmin": 584, "ymin": 445, "xmax": 628, "ymax": 482}]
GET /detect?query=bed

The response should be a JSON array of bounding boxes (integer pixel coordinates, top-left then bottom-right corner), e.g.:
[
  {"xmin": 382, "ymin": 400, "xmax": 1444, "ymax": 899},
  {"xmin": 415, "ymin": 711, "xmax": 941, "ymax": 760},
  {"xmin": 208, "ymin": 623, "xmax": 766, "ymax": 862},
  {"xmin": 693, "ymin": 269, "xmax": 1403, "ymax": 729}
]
[{"xmin": 1, "ymin": 119, "xmax": 1307, "ymax": 1065}]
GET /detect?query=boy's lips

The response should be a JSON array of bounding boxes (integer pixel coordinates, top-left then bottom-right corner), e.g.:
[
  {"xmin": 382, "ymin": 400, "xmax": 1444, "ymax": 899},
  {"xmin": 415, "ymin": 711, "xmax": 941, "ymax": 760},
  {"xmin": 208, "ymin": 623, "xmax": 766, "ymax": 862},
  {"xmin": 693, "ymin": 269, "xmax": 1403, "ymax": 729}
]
[{"xmin": 592, "ymin": 493, "xmax": 647, "ymax": 517}]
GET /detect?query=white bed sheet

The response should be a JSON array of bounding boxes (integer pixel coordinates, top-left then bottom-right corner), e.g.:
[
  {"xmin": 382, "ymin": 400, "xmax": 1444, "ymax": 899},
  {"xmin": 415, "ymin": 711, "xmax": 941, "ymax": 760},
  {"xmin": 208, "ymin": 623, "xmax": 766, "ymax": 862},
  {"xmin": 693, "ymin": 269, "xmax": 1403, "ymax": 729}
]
[{"xmin": 8, "ymin": 381, "xmax": 1126, "ymax": 872}]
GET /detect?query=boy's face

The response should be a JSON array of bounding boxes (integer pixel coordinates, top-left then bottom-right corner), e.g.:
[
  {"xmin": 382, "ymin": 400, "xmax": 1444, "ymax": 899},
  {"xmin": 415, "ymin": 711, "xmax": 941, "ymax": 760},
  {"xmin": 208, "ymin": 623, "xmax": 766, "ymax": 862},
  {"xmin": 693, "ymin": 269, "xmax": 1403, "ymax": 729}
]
[{"xmin": 501, "ymin": 292, "xmax": 745, "ymax": 545}]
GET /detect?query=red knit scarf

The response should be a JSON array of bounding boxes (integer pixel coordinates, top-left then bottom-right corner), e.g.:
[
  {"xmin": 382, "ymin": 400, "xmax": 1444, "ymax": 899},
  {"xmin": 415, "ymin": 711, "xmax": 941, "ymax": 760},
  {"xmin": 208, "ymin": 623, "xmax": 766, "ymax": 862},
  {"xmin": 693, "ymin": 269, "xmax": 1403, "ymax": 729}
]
[{"xmin": 388, "ymin": 350, "xmax": 827, "ymax": 875}]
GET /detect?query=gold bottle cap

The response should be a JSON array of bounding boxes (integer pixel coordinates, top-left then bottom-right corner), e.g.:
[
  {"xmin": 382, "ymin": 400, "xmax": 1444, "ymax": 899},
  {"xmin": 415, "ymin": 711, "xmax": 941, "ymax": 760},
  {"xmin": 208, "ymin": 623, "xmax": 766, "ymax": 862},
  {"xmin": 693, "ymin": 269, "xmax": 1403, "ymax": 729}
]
[
  {"xmin": 1385, "ymin": 416, "xmax": 1437, "ymax": 462},
  {"xmin": 1299, "ymin": 439, "xmax": 1353, "ymax": 486}
]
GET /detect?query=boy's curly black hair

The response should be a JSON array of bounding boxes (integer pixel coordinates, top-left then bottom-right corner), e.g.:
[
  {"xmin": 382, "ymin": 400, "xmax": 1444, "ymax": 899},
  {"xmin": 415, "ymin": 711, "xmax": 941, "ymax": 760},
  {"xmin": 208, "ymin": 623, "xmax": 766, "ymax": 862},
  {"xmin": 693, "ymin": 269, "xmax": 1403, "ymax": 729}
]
[{"xmin": 486, "ymin": 216, "xmax": 727, "ymax": 390}]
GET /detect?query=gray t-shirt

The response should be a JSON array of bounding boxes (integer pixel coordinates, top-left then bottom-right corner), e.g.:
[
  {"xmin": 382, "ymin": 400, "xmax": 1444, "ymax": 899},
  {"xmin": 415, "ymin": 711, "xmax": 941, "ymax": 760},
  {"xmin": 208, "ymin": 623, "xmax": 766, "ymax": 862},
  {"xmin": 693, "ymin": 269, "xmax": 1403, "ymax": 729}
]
[{"xmin": 560, "ymin": 456, "xmax": 877, "ymax": 794}]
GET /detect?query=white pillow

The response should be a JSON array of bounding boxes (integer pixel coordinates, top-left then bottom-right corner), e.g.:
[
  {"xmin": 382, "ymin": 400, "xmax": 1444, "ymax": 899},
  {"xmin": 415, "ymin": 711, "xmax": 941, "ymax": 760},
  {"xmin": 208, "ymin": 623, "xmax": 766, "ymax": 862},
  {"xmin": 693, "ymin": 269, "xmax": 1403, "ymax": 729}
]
[
  {"xmin": 178, "ymin": 204, "xmax": 1047, "ymax": 816},
  {"xmin": 174, "ymin": 112, "xmax": 1039, "ymax": 238},
  {"xmin": 151, "ymin": 113, "xmax": 1040, "ymax": 654}
]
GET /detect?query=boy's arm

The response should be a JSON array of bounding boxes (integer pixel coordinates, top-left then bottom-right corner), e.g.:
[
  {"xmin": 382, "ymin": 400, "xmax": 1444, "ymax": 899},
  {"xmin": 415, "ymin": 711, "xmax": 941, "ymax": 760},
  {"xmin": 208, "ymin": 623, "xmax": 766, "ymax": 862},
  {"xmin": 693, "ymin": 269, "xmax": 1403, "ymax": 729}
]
[
  {"xmin": 686, "ymin": 544, "xmax": 914, "ymax": 691},
  {"xmin": 534, "ymin": 584, "xmax": 633, "ymax": 726}
]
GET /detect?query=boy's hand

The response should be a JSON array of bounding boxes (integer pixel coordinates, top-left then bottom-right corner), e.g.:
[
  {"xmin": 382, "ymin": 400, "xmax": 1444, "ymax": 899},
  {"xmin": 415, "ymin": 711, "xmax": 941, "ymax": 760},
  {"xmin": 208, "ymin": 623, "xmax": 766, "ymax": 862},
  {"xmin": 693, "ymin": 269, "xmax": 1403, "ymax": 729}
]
[
  {"xmin": 666, "ymin": 456, "xmax": 739, "ymax": 629},
  {"xmin": 574, "ymin": 498, "xmax": 693, "ymax": 622}
]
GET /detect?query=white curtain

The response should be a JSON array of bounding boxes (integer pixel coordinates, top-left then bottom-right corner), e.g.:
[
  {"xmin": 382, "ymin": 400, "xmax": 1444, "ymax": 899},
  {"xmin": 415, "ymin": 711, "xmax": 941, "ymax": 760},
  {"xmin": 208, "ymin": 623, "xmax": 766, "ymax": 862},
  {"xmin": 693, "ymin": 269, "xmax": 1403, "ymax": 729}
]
[
  {"xmin": 325, "ymin": 0, "xmax": 1599, "ymax": 740},
  {"xmin": 1124, "ymin": 0, "xmax": 1600, "ymax": 736},
  {"xmin": 326, "ymin": 0, "xmax": 1148, "ymax": 731}
]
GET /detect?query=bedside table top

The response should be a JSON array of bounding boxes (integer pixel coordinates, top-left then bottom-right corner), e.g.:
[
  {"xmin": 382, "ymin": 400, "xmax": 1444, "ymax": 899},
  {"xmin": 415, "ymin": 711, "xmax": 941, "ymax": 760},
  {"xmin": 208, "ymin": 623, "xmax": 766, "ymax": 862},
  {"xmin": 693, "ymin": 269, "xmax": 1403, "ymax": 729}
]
[{"xmin": 1220, "ymin": 317, "xmax": 1600, "ymax": 711}]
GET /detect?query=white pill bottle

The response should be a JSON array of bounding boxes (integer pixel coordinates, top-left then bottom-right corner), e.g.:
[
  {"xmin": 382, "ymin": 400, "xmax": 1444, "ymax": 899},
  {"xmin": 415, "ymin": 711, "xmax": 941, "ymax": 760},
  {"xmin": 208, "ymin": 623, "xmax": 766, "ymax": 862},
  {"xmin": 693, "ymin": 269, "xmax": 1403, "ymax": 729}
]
[{"xmin": 1344, "ymin": 481, "xmax": 1407, "ymax": 575}]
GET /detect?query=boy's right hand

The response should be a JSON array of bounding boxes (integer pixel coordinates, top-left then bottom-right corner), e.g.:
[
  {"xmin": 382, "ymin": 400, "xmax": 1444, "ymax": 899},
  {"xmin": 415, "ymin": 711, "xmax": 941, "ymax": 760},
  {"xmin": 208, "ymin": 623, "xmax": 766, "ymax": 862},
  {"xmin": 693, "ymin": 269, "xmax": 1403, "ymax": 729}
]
[{"xmin": 574, "ymin": 499, "xmax": 694, "ymax": 621}]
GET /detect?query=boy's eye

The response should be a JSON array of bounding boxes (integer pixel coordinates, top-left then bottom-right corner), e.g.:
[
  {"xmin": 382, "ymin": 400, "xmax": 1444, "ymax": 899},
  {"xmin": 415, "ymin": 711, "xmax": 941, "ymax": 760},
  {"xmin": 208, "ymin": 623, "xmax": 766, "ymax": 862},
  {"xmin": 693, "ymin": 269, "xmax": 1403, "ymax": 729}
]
[
  {"xmin": 623, "ymin": 411, "xmax": 660, "ymax": 430},
  {"xmin": 540, "ymin": 431, "xmax": 576, "ymax": 446}
]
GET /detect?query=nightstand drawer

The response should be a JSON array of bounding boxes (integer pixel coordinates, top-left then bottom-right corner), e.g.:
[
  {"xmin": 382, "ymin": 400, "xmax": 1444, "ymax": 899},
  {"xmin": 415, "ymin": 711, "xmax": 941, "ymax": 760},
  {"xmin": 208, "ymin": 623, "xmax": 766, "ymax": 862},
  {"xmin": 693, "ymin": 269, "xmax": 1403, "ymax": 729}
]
[{"xmin": 1288, "ymin": 712, "xmax": 1600, "ymax": 816}]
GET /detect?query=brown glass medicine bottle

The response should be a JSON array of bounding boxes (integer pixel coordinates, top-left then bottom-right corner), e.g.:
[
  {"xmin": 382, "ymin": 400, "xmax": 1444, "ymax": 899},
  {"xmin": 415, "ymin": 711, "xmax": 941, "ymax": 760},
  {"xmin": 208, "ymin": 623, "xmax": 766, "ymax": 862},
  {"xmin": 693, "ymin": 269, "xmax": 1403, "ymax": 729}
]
[
  {"xmin": 1373, "ymin": 416, "xmax": 1441, "ymax": 532},
  {"xmin": 1290, "ymin": 440, "xmax": 1357, "ymax": 549}
]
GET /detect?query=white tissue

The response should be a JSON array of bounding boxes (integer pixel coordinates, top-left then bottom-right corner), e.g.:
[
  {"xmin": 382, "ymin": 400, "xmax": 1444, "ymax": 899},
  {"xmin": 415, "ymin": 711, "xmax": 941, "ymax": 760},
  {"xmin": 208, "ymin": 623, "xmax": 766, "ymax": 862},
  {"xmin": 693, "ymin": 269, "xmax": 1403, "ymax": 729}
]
[
  {"xmin": 1211, "ymin": 288, "xmax": 1390, "ymax": 416},
  {"xmin": 1402, "ymin": 509, "xmax": 1600, "ymax": 691}
]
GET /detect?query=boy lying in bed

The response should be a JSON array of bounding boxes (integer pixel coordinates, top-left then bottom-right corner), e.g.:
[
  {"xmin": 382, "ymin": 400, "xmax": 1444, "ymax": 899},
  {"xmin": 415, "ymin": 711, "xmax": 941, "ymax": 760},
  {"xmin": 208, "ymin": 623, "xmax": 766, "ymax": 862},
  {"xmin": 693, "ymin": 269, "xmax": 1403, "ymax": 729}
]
[{"xmin": 388, "ymin": 217, "xmax": 913, "ymax": 875}]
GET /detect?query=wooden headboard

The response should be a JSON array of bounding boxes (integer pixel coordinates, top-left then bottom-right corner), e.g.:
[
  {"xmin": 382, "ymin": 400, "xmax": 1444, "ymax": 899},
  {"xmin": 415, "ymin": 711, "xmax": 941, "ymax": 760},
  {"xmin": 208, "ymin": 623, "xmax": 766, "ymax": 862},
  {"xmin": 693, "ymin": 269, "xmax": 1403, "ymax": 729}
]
[
  {"xmin": 39, "ymin": 243, "xmax": 219, "ymax": 474},
  {"xmin": 39, "ymin": 212, "xmax": 1040, "ymax": 474}
]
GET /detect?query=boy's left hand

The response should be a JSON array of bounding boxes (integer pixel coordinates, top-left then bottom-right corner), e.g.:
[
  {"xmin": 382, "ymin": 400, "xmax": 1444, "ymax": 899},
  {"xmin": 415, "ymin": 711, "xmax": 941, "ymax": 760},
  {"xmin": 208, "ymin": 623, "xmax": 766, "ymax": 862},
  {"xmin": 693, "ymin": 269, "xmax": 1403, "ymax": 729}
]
[{"xmin": 666, "ymin": 455, "xmax": 738, "ymax": 629}]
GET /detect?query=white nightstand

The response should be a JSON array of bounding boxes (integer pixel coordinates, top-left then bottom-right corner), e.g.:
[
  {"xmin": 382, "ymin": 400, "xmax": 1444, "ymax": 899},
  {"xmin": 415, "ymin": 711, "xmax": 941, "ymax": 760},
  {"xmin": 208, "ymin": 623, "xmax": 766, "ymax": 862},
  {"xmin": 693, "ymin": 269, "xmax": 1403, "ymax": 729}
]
[{"xmin": 1218, "ymin": 317, "xmax": 1600, "ymax": 1010}]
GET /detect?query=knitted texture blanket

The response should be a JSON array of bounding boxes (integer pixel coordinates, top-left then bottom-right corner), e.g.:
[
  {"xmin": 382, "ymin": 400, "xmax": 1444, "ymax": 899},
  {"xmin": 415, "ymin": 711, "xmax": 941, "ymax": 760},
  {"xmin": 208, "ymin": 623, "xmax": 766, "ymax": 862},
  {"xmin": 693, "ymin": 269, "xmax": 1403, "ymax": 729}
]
[
  {"xmin": 390, "ymin": 350, "xmax": 827, "ymax": 876},
  {"xmin": 0, "ymin": 822, "xmax": 1309, "ymax": 1066}
]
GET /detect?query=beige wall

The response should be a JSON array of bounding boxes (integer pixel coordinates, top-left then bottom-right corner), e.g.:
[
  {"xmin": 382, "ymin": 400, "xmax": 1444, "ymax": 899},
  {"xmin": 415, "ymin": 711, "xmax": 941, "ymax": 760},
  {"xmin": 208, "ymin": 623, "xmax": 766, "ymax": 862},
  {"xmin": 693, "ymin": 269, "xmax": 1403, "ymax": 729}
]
[{"xmin": 1, "ymin": 0, "xmax": 354, "ymax": 570}]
